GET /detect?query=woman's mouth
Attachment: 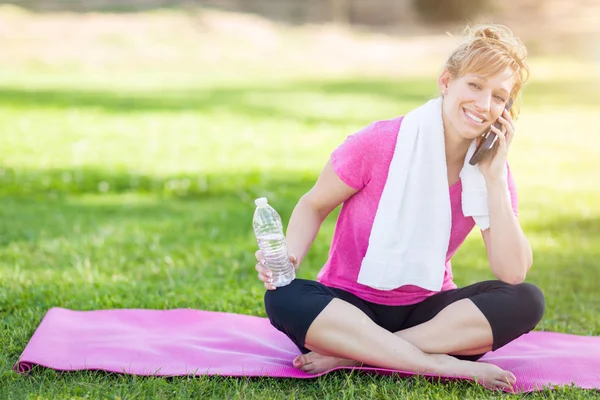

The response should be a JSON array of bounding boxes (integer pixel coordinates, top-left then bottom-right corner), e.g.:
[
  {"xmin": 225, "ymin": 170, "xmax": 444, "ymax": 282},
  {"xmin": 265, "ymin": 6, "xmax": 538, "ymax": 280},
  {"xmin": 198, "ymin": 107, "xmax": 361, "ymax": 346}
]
[{"xmin": 463, "ymin": 108, "xmax": 486, "ymax": 125}]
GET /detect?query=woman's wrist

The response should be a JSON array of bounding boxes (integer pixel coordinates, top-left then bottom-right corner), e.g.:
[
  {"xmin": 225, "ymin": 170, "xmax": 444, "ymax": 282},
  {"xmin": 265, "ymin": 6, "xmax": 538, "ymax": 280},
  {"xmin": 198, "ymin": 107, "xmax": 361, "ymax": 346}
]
[{"xmin": 484, "ymin": 174, "xmax": 508, "ymax": 190}]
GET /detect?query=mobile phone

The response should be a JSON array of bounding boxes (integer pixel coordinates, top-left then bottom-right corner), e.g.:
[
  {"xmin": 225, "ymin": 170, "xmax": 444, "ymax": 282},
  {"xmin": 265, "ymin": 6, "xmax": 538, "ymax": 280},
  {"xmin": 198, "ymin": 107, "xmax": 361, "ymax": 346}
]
[{"xmin": 468, "ymin": 98, "xmax": 514, "ymax": 166}]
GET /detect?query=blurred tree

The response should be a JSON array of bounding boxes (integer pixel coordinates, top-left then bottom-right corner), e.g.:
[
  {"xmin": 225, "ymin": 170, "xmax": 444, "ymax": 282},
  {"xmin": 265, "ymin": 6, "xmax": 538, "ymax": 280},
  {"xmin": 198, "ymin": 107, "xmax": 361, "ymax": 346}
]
[
  {"xmin": 413, "ymin": 0, "xmax": 489, "ymax": 23},
  {"xmin": 331, "ymin": 0, "xmax": 350, "ymax": 24}
]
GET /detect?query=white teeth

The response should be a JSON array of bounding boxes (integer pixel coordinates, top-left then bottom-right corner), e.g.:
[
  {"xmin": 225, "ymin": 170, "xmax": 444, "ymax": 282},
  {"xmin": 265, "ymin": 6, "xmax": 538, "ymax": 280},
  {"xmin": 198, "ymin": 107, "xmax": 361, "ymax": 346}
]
[{"xmin": 465, "ymin": 110, "xmax": 483, "ymax": 123}]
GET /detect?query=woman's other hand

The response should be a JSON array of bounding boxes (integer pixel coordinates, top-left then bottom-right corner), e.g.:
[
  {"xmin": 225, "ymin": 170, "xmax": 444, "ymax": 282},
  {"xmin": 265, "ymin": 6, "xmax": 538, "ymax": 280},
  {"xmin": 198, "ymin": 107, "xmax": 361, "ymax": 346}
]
[{"xmin": 255, "ymin": 250, "xmax": 298, "ymax": 290}]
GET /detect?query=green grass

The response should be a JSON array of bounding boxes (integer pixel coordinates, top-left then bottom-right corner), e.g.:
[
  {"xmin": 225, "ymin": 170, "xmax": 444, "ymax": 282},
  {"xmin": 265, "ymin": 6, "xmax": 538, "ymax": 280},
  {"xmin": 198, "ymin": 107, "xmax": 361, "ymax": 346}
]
[{"xmin": 1, "ymin": 8, "xmax": 600, "ymax": 400}]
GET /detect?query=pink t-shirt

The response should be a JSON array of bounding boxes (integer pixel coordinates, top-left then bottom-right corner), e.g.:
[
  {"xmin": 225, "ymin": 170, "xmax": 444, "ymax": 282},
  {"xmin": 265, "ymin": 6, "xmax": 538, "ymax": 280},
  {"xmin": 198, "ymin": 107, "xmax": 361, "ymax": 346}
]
[{"xmin": 316, "ymin": 116, "xmax": 519, "ymax": 306}]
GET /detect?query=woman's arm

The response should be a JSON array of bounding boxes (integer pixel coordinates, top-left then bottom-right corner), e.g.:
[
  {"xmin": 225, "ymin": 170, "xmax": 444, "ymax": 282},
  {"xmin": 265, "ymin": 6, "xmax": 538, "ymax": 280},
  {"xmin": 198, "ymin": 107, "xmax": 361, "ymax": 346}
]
[
  {"xmin": 255, "ymin": 160, "xmax": 358, "ymax": 288},
  {"xmin": 481, "ymin": 178, "xmax": 533, "ymax": 284},
  {"xmin": 285, "ymin": 160, "xmax": 358, "ymax": 266},
  {"xmin": 478, "ymin": 109, "xmax": 532, "ymax": 284}
]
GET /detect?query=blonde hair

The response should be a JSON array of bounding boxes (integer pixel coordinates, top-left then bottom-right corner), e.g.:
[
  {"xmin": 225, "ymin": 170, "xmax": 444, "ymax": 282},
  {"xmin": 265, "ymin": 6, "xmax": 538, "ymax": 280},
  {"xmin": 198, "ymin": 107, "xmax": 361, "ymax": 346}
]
[{"xmin": 445, "ymin": 24, "xmax": 530, "ymax": 118}]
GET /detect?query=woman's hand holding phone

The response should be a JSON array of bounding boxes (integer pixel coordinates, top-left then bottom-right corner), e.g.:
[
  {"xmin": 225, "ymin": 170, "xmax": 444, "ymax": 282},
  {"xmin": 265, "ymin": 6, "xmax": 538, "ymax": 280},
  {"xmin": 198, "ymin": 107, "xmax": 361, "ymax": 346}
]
[{"xmin": 477, "ymin": 108, "xmax": 516, "ymax": 183}]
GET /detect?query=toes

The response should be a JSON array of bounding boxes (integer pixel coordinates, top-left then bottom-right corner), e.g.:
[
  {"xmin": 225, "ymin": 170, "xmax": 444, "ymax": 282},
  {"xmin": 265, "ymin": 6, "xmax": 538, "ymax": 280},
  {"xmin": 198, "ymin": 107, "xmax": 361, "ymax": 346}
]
[
  {"xmin": 293, "ymin": 354, "xmax": 312, "ymax": 369},
  {"xmin": 292, "ymin": 355, "xmax": 303, "ymax": 368},
  {"xmin": 482, "ymin": 378, "xmax": 514, "ymax": 392},
  {"xmin": 495, "ymin": 379, "xmax": 515, "ymax": 392},
  {"xmin": 501, "ymin": 374, "xmax": 517, "ymax": 393},
  {"xmin": 481, "ymin": 381, "xmax": 501, "ymax": 391},
  {"xmin": 496, "ymin": 371, "xmax": 516, "ymax": 391},
  {"xmin": 301, "ymin": 363, "xmax": 315, "ymax": 373}
]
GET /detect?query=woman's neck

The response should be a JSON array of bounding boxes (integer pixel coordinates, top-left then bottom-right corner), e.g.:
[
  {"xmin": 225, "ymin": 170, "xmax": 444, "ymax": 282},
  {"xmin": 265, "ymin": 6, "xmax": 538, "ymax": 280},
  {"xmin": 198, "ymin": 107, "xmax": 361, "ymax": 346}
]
[{"xmin": 443, "ymin": 123, "xmax": 472, "ymax": 167}]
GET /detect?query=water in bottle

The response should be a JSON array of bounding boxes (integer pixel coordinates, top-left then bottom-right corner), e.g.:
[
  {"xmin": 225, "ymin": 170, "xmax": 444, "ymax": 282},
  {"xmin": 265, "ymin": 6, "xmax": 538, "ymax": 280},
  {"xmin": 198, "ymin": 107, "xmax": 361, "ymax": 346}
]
[{"xmin": 253, "ymin": 197, "xmax": 296, "ymax": 287}]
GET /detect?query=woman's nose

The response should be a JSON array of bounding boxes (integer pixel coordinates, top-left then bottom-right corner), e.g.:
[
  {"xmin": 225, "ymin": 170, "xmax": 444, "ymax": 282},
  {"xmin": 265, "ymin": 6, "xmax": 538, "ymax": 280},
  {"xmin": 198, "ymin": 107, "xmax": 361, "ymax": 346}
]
[{"xmin": 475, "ymin": 94, "xmax": 492, "ymax": 112}]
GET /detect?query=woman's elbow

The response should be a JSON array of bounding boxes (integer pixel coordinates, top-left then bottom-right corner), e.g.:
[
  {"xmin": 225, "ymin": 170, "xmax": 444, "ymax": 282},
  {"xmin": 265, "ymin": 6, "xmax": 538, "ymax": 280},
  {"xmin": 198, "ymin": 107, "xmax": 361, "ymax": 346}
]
[
  {"xmin": 495, "ymin": 262, "xmax": 529, "ymax": 285},
  {"xmin": 298, "ymin": 193, "xmax": 331, "ymax": 221}
]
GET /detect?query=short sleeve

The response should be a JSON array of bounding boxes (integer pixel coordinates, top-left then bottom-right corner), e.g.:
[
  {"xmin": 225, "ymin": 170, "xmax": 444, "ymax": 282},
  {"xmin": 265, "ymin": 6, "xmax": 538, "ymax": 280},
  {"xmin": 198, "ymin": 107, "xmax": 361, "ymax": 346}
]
[
  {"xmin": 330, "ymin": 122, "xmax": 379, "ymax": 190},
  {"xmin": 506, "ymin": 164, "xmax": 519, "ymax": 217}
]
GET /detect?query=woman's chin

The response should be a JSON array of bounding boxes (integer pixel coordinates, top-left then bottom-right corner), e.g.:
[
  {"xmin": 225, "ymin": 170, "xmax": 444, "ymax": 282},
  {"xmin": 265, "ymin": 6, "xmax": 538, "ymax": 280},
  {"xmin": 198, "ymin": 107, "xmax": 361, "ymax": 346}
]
[
  {"xmin": 458, "ymin": 131, "xmax": 483, "ymax": 141},
  {"xmin": 459, "ymin": 124, "xmax": 488, "ymax": 140}
]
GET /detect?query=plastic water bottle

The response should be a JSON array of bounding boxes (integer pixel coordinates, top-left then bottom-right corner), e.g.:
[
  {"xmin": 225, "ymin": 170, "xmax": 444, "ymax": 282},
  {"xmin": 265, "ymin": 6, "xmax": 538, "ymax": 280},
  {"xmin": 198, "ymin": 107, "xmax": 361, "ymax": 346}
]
[{"xmin": 253, "ymin": 197, "xmax": 296, "ymax": 287}]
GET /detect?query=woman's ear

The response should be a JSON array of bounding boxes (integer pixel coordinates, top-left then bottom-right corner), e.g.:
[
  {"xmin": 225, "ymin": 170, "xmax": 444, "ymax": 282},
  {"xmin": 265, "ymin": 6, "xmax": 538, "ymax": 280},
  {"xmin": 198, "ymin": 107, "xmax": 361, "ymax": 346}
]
[{"xmin": 438, "ymin": 69, "xmax": 452, "ymax": 95}]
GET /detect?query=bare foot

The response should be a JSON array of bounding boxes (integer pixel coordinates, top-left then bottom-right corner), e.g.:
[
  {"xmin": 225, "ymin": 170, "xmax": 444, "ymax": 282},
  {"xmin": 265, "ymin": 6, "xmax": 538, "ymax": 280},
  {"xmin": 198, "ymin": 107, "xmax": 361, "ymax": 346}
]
[
  {"xmin": 292, "ymin": 351, "xmax": 361, "ymax": 374},
  {"xmin": 292, "ymin": 352, "xmax": 515, "ymax": 391},
  {"xmin": 470, "ymin": 362, "xmax": 517, "ymax": 392}
]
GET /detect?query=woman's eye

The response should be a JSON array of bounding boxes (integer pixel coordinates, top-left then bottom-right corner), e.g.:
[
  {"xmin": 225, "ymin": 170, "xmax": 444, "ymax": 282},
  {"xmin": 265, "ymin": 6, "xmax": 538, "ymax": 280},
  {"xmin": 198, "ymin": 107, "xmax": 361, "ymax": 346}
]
[
  {"xmin": 469, "ymin": 82, "xmax": 481, "ymax": 90},
  {"xmin": 494, "ymin": 95, "xmax": 506, "ymax": 102}
]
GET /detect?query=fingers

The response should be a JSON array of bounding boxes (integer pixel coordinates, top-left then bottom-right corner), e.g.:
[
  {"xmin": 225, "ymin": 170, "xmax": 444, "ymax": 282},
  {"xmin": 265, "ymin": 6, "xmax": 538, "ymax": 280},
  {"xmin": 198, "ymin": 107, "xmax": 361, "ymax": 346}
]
[
  {"xmin": 259, "ymin": 268, "xmax": 275, "ymax": 290},
  {"xmin": 255, "ymin": 250, "xmax": 297, "ymax": 290},
  {"xmin": 253, "ymin": 255, "xmax": 265, "ymax": 272},
  {"xmin": 501, "ymin": 108, "xmax": 515, "ymax": 129},
  {"xmin": 264, "ymin": 281, "xmax": 276, "ymax": 291},
  {"xmin": 255, "ymin": 263, "xmax": 270, "ymax": 280},
  {"xmin": 498, "ymin": 109, "xmax": 515, "ymax": 146},
  {"xmin": 489, "ymin": 124, "xmax": 507, "ymax": 150},
  {"xmin": 290, "ymin": 254, "xmax": 299, "ymax": 269},
  {"xmin": 254, "ymin": 258, "xmax": 276, "ymax": 290}
]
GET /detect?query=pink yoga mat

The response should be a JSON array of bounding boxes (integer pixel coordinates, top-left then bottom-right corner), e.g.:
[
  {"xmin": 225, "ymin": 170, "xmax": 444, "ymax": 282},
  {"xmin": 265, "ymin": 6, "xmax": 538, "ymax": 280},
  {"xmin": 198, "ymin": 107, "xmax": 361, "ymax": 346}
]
[{"xmin": 14, "ymin": 307, "xmax": 600, "ymax": 393}]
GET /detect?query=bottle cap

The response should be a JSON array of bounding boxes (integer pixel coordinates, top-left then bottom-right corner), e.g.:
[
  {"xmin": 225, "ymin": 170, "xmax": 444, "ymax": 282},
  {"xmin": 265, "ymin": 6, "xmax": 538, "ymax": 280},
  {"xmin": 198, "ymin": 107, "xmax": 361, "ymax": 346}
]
[{"xmin": 254, "ymin": 197, "xmax": 268, "ymax": 206}]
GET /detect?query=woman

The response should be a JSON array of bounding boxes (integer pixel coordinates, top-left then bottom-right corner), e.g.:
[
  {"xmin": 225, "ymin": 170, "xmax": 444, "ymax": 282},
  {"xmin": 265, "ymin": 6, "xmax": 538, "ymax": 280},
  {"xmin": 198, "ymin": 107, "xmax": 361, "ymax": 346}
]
[{"xmin": 254, "ymin": 24, "xmax": 545, "ymax": 391}]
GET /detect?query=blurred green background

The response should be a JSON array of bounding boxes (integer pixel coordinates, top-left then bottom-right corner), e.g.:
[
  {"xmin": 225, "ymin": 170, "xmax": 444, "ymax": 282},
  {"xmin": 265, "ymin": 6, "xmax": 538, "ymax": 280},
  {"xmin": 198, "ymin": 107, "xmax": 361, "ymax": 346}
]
[{"xmin": 0, "ymin": 0, "xmax": 599, "ymax": 398}]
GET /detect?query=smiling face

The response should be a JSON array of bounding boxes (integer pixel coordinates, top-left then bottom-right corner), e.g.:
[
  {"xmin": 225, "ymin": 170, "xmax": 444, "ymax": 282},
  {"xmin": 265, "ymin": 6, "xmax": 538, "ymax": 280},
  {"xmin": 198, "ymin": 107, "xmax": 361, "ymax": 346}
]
[{"xmin": 439, "ymin": 67, "xmax": 516, "ymax": 141}]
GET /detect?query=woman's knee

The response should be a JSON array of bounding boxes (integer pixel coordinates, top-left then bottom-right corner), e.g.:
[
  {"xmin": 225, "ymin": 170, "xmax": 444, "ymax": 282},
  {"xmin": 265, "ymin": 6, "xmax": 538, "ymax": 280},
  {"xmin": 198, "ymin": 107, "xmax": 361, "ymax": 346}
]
[
  {"xmin": 263, "ymin": 279, "xmax": 337, "ymax": 352},
  {"xmin": 264, "ymin": 280, "xmax": 302, "ymax": 325},
  {"xmin": 512, "ymin": 282, "xmax": 546, "ymax": 327},
  {"xmin": 475, "ymin": 281, "xmax": 545, "ymax": 350}
]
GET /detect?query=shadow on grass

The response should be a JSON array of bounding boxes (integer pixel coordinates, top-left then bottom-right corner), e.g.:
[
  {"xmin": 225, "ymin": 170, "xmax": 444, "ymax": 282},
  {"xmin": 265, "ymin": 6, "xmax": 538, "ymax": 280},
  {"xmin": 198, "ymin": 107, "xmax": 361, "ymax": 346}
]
[
  {"xmin": 0, "ymin": 165, "xmax": 316, "ymax": 202},
  {"xmin": 0, "ymin": 167, "xmax": 319, "ymax": 250},
  {"xmin": 1, "ymin": 165, "xmax": 598, "ymax": 259},
  {"xmin": 1, "ymin": 165, "xmax": 598, "ymax": 266},
  {"xmin": 0, "ymin": 77, "xmax": 596, "ymax": 122},
  {"xmin": 0, "ymin": 78, "xmax": 434, "ymax": 126}
]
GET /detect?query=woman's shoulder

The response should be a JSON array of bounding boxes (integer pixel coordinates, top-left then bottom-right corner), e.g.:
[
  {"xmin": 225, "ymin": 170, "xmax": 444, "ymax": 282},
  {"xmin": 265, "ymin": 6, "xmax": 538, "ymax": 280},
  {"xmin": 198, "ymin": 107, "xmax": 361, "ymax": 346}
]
[
  {"xmin": 334, "ymin": 115, "xmax": 405, "ymax": 163},
  {"xmin": 369, "ymin": 115, "xmax": 405, "ymax": 151},
  {"xmin": 372, "ymin": 115, "xmax": 404, "ymax": 135},
  {"xmin": 353, "ymin": 116, "xmax": 404, "ymax": 146}
]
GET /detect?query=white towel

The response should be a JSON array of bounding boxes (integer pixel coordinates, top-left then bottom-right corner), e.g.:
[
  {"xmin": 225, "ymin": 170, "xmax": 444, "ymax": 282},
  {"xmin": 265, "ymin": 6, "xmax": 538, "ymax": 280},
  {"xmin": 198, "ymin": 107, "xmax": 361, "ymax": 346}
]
[
  {"xmin": 460, "ymin": 141, "xmax": 491, "ymax": 230},
  {"xmin": 461, "ymin": 140, "xmax": 507, "ymax": 229},
  {"xmin": 357, "ymin": 97, "xmax": 490, "ymax": 292}
]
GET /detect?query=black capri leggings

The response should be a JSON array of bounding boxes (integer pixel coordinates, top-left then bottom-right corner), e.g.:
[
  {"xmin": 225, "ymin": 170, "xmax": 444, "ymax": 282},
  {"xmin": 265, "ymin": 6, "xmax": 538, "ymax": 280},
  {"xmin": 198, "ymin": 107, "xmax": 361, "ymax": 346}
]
[{"xmin": 264, "ymin": 279, "xmax": 545, "ymax": 361}]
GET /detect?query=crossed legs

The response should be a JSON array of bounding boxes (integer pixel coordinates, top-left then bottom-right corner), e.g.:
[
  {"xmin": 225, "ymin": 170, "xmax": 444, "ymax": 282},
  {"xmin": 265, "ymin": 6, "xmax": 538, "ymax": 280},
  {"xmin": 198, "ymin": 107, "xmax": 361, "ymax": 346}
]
[{"xmin": 265, "ymin": 279, "xmax": 545, "ymax": 390}]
